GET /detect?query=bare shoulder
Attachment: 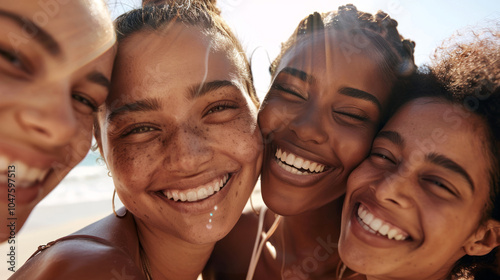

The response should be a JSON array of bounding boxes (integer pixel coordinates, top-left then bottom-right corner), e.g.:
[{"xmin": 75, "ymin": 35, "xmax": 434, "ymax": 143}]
[
  {"xmin": 204, "ymin": 209, "xmax": 260, "ymax": 280},
  {"xmin": 11, "ymin": 210, "xmax": 144, "ymax": 280}
]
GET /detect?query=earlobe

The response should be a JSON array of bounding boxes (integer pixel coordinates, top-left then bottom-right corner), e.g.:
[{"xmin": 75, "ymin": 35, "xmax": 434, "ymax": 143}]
[{"xmin": 464, "ymin": 220, "xmax": 500, "ymax": 256}]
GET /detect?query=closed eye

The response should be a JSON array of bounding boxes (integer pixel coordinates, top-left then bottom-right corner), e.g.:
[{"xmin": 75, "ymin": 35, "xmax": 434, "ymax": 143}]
[{"xmin": 271, "ymin": 83, "xmax": 306, "ymax": 100}]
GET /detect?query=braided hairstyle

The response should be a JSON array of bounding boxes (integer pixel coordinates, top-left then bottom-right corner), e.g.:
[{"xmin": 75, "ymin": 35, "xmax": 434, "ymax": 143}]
[
  {"xmin": 269, "ymin": 4, "xmax": 415, "ymax": 124},
  {"xmin": 115, "ymin": 0, "xmax": 258, "ymax": 106},
  {"xmin": 270, "ymin": 4, "xmax": 415, "ymax": 78},
  {"xmin": 431, "ymin": 30, "xmax": 500, "ymax": 280}
]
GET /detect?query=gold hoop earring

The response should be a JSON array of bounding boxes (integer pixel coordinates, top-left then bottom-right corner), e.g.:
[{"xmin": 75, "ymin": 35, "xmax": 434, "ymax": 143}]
[{"xmin": 112, "ymin": 189, "xmax": 126, "ymax": 218}]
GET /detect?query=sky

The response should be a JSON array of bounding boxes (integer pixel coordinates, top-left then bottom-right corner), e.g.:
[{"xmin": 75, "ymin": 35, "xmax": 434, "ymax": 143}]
[{"xmin": 107, "ymin": 0, "xmax": 499, "ymax": 100}]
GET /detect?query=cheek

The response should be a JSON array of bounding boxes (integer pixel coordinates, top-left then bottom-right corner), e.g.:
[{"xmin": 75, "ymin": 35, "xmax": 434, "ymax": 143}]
[
  {"xmin": 67, "ymin": 117, "xmax": 94, "ymax": 164},
  {"xmin": 106, "ymin": 138, "xmax": 163, "ymax": 185},
  {"xmin": 258, "ymin": 99, "xmax": 295, "ymax": 137},
  {"xmin": 335, "ymin": 126, "xmax": 376, "ymax": 169}
]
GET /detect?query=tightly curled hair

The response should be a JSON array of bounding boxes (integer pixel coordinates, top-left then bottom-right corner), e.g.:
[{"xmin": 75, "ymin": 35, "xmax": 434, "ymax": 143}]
[
  {"xmin": 433, "ymin": 30, "xmax": 500, "ymax": 279},
  {"xmin": 269, "ymin": 4, "xmax": 416, "ymax": 80},
  {"xmin": 114, "ymin": 0, "xmax": 258, "ymax": 105},
  {"xmin": 398, "ymin": 30, "xmax": 500, "ymax": 279}
]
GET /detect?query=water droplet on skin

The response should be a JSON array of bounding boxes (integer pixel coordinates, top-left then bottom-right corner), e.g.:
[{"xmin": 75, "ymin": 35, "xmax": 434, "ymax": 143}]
[{"xmin": 214, "ymin": 205, "xmax": 218, "ymax": 211}]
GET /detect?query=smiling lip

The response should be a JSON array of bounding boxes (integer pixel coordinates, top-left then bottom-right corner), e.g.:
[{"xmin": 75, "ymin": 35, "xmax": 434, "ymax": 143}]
[
  {"xmin": 266, "ymin": 144, "xmax": 333, "ymax": 187},
  {"xmin": 356, "ymin": 203, "xmax": 409, "ymax": 241},
  {"xmin": 155, "ymin": 173, "xmax": 235, "ymax": 214},
  {"xmin": 347, "ymin": 202, "xmax": 412, "ymax": 248},
  {"xmin": 162, "ymin": 174, "xmax": 230, "ymax": 202}
]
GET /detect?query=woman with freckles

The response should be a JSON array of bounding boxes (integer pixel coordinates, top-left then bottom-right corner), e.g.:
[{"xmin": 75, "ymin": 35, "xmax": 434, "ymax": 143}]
[
  {"xmin": 11, "ymin": 2, "xmax": 262, "ymax": 280},
  {"xmin": 0, "ymin": 0, "xmax": 115, "ymax": 242},
  {"xmin": 338, "ymin": 33, "xmax": 500, "ymax": 280},
  {"xmin": 206, "ymin": 4, "xmax": 415, "ymax": 279}
]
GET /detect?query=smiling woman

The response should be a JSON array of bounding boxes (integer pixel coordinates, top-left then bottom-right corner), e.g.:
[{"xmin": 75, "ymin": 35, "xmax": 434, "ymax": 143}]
[
  {"xmin": 10, "ymin": 1, "xmax": 262, "ymax": 279},
  {"xmin": 0, "ymin": 0, "xmax": 115, "ymax": 242},
  {"xmin": 338, "ymin": 32, "xmax": 500, "ymax": 280}
]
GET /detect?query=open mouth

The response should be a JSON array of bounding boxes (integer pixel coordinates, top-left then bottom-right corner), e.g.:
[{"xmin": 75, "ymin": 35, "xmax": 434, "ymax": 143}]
[
  {"xmin": 356, "ymin": 203, "xmax": 410, "ymax": 241},
  {"xmin": 162, "ymin": 174, "xmax": 231, "ymax": 203},
  {"xmin": 274, "ymin": 147, "xmax": 328, "ymax": 175},
  {"xmin": 0, "ymin": 155, "xmax": 51, "ymax": 188}
]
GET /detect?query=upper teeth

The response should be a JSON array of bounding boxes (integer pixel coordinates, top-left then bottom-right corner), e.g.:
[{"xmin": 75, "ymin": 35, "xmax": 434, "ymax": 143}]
[
  {"xmin": 357, "ymin": 204, "xmax": 409, "ymax": 241},
  {"xmin": 163, "ymin": 174, "xmax": 229, "ymax": 202},
  {"xmin": 275, "ymin": 148, "xmax": 325, "ymax": 174},
  {"xmin": 0, "ymin": 156, "xmax": 50, "ymax": 188}
]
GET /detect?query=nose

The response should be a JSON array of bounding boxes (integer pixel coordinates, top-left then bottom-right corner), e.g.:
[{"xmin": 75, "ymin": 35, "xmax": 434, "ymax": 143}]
[
  {"xmin": 289, "ymin": 106, "xmax": 328, "ymax": 144},
  {"xmin": 372, "ymin": 172, "xmax": 415, "ymax": 209},
  {"xmin": 18, "ymin": 85, "xmax": 78, "ymax": 147},
  {"xmin": 165, "ymin": 125, "xmax": 213, "ymax": 174}
]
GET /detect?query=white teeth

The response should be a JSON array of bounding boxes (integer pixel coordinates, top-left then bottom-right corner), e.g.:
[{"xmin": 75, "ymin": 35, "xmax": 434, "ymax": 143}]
[
  {"xmin": 163, "ymin": 174, "xmax": 230, "ymax": 202},
  {"xmin": 274, "ymin": 148, "xmax": 326, "ymax": 174},
  {"xmin": 285, "ymin": 153, "xmax": 295, "ymax": 165},
  {"xmin": 302, "ymin": 160, "xmax": 310, "ymax": 170},
  {"xmin": 293, "ymin": 157, "xmax": 304, "ymax": 169},
  {"xmin": 370, "ymin": 219, "xmax": 383, "ymax": 231},
  {"xmin": 388, "ymin": 228, "xmax": 398, "ymax": 240},
  {"xmin": 0, "ymin": 157, "xmax": 50, "ymax": 188},
  {"xmin": 0, "ymin": 156, "xmax": 8, "ymax": 170},
  {"xmin": 186, "ymin": 191, "xmax": 197, "ymax": 202},
  {"xmin": 197, "ymin": 188, "xmax": 208, "ymax": 200},
  {"xmin": 379, "ymin": 224, "xmax": 390, "ymax": 236},
  {"xmin": 357, "ymin": 204, "xmax": 409, "ymax": 241}
]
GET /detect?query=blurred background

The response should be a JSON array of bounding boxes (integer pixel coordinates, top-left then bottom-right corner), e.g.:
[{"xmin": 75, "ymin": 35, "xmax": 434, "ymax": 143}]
[{"xmin": 2, "ymin": 0, "xmax": 498, "ymax": 275}]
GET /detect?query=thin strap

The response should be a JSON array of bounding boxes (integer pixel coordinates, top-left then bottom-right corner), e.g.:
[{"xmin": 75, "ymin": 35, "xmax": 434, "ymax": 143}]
[
  {"xmin": 28, "ymin": 234, "xmax": 122, "ymax": 261},
  {"xmin": 246, "ymin": 206, "xmax": 282, "ymax": 280}
]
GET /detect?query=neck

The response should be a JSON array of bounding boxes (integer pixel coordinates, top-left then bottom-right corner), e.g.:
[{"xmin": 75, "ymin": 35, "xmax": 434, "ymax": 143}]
[
  {"xmin": 264, "ymin": 197, "xmax": 344, "ymax": 278},
  {"xmin": 135, "ymin": 218, "xmax": 214, "ymax": 280}
]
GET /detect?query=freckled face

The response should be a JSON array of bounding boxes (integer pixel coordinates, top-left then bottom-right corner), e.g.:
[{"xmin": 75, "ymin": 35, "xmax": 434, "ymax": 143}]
[
  {"xmin": 258, "ymin": 32, "xmax": 392, "ymax": 216},
  {"xmin": 98, "ymin": 25, "xmax": 262, "ymax": 244},
  {"xmin": 0, "ymin": 0, "xmax": 114, "ymax": 240},
  {"xmin": 339, "ymin": 99, "xmax": 491, "ymax": 280}
]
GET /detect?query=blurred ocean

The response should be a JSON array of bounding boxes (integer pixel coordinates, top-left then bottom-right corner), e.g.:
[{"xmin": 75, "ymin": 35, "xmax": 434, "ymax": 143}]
[{"xmin": 37, "ymin": 151, "xmax": 114, "ymax": 207}]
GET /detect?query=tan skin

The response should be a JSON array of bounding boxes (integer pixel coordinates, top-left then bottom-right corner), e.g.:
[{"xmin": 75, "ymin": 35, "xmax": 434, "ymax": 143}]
[
  {"xmin": 12, "ymin": 24, "xmax": 262, "ymax": 280},
  {"xmin": 0, "ymin": 0, "xmax": 115, "ymax": 242},
  {"xmin": 339, "ymin": 98, "xmax": 500, "ymax": 280},
  {"xmin": 207, "ymin": 31, "xmax": 393, "ymax": 279}
]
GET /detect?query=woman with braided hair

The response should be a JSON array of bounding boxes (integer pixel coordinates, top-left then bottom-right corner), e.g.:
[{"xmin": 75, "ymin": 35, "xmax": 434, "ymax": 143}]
[
  {"xmin": 338, "ymin": 31, "xmax": 500, "ymax": 280},
  {"xmin": 205, "ymin": 4, "xmax": 415, "ymax": 279}
]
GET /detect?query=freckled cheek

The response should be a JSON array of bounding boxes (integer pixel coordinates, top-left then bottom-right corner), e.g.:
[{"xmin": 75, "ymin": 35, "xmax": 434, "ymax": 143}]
[{"xmin": 106, "ymin": 141, "xmax": 162, "ymax": 184}]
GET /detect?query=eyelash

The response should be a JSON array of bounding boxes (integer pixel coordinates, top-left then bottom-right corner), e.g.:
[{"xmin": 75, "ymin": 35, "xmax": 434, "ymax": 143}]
[
  {"xmin": 0, "ymin": 48, "xmax": 30, "ymax": 75},
  {"xmin": 271, "ymin": 84, "xmax": 305, "ymax": 100},
  {"xmin": 72, "ymin": 93, "xmax": 98, "ymax": 112},
  {"xmin": 370, "ymin": 152, "xmax": 397, "ymax": 165},
  {"xmin": 333, "ymin": 111, "xmax": 368, "ymax": 121},
  {"xmin": 205, "ymin": 101, "xmax": 238, "ymax": 115},
  {"xmin": 122, "ymin": 123, "xmax": 159, "ymax": 137}
]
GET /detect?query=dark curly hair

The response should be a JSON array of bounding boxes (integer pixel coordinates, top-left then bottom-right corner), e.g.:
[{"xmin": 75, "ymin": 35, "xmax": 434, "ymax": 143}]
[
  {"xmin": 434, "ymin": 30, "xmax": 500, "ymax": 280},
  {"xmin": 114, "ymin": 0, "xmax": 258, "ymax": 106},
  {"xmin": 396, "ymin": 30, "xmax": 500, "ymax": 279},
  {"xmin": 269, "ymin": 4, "xmax": 416, "ymax": 124}
]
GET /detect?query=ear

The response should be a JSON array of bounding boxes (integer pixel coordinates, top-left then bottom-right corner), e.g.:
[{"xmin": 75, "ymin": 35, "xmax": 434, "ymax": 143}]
[{"xmin": 464, "ymin": 219, "xmax": 500, "ymax": 256}]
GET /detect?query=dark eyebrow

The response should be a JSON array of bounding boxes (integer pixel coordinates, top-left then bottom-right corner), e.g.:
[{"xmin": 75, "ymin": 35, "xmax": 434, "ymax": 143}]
[
  {"xmin": 426, "ymin": 153, "xmax": 475, "ymax": 192},
  {"xmin": 87, "ymin": 71, "xmax": 110, "ymax": 90},
  {"xmin": 376, "ymin": 130, "xmax": 405, "ymax": 147},
  {"xmin": 0, "ymin": 9, "xmax": 61, "ymax": 56},
  {"xmin": 339, "ymin": 87, "xmax": 382, "ymax": 112},
  {"xmin": 107, "ymin": 98, "xmax": 162, "ymax": 123},
  {"xmin": 280, "ymin": 67, "xmax": 315, "ymax": 84},
  {"xmin": 189, "ymin": 80, "xmax": 238, "ymax": 99}
]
